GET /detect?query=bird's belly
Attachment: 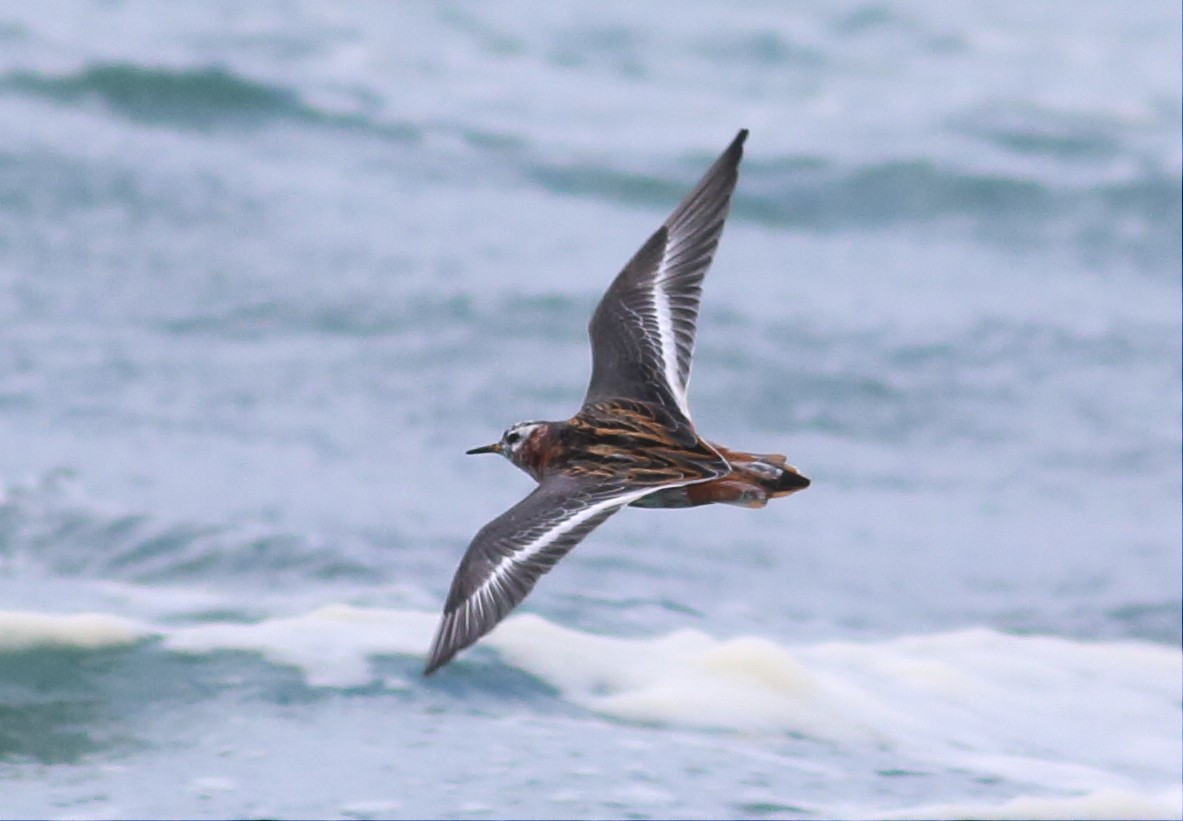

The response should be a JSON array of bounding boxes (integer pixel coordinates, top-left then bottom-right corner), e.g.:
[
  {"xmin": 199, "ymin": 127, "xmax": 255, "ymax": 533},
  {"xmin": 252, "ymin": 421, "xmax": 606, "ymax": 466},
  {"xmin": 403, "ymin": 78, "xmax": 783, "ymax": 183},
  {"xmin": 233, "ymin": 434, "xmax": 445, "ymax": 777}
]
[
  {"xmin": 628, "ymin": 486, "xmax": 697, "ymax": 508},
  {"xmin": 628, "ymin": 476, "xmax": 767, "ymax": 509},
  {"xmin": 627, "ymin": 453, "xmax": 810, "ymax": 510}
]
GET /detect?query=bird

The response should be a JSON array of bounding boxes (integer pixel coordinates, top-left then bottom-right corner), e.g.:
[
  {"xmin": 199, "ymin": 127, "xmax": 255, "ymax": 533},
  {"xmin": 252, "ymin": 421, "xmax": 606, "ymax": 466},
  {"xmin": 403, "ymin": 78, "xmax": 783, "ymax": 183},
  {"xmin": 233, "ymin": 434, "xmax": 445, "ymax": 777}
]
[{"xmin": 425, "ymin": 129, "xmax": 809, "ymax": 674}]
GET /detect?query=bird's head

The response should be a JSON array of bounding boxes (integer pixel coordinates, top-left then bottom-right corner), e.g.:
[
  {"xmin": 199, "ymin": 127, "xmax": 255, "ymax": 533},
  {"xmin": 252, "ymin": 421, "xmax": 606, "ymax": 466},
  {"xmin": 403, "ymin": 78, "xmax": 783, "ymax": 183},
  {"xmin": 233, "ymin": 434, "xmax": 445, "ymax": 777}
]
[{"xmin": 466, "ymin": 421, "xmax": 549, "ymax": 474}]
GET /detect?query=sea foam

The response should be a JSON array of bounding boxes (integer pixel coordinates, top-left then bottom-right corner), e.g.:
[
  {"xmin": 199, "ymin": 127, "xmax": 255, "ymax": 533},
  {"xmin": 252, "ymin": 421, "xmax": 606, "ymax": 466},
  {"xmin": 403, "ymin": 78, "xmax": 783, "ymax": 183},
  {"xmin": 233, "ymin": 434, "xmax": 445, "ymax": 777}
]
[
  {"xmin": 164, "ymin": 604, "xmax": 438, "ymax": 687},
  {"xmin": 9, "ymin": 603, "xmax": 1179, "ymax": 802},
  {"xmin": 878, "ymin": 786, "xmax": 1183, "ymax": 820},
  {"xmin": 149, "ymin": 605, "xmax": 1181, "ymax": 791},
  {"xmin": 0, "ymin": 610, "xmax": 149, "ymax": 651}
]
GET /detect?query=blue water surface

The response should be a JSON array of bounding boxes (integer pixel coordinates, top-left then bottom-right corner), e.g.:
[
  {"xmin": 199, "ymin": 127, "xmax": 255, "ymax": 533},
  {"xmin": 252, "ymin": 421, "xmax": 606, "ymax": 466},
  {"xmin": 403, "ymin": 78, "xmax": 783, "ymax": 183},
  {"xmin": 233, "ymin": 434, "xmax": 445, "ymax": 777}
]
[{"xmin": 0, "ymin": 2, "xmax": 1179, "ymax": 818}]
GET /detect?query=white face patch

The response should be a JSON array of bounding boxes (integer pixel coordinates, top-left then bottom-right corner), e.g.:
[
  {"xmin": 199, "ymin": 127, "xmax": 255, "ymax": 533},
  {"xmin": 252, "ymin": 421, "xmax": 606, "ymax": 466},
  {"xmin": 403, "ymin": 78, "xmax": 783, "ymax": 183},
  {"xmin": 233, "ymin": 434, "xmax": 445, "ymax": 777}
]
[{"xmin": 501, "ymin": 421, "xmax": 543, "ymax": 458}]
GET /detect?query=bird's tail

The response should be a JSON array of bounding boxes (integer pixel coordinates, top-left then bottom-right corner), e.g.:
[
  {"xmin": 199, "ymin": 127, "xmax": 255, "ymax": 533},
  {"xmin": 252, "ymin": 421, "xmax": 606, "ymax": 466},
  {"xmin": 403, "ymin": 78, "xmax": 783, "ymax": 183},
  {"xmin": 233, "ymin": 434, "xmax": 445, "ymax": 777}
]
[
  {"xmin": 683, "ymin": 446, "xmax": 810, "ymax": 508},
  {"xmin": 733, "ymin": 452, "xmax": 811, "ymax": 498}
]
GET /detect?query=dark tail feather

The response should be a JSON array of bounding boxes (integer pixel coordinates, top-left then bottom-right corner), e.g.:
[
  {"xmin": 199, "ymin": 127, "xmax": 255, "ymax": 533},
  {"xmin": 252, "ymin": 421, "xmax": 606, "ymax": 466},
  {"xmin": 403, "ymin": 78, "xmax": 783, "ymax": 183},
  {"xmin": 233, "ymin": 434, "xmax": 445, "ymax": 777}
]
[
  {"xmin": 773, "ymin": 465, "xmax": 810, "ymax": 493},
  {"xmin": 707, "ymin": 446, "xmax": 811, "ymax": 501},
  {"xmin": 742, "ymin": 454, "xmax": 810, "ymax": 497}
]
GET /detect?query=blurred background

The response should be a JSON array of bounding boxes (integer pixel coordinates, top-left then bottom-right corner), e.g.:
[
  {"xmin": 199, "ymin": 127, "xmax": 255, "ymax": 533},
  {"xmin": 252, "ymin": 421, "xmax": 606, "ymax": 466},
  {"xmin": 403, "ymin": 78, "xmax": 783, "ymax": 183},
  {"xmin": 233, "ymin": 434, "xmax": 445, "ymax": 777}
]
[{"xmin": 0, "ymin": 1, "xmax": 1179, "ymax": 818}]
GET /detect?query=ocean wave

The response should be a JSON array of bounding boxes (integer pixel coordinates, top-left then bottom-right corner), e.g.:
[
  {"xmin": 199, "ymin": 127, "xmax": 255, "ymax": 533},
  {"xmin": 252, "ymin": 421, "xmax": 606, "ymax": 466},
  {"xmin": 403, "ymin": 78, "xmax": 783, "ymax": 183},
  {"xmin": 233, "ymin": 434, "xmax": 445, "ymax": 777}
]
[
  {"xmin": 5, "ymin": 63, "xmax": 307, "ymax": 128},
  {"xmin": 0, "ymin": 610, "xmax": 148, "ymax": 651},
  {"xmin": 954, "ymin": 103, "xmax": 1128, "ymax": 161},
  {"xmin": 159, "ymin": 292, "xmax": 481, "ymax": 341},
  {"xmin": 9, "ymin": 603, "xmax": 1176, "ymax": 775},
  {"xmin": 2, "ymin": 603, "xmax": 1178, "ymax": 800},
  {"xmin": 174, "ymin": 611, "xmax": 1182, "ymax": 799},
  {"xmin": 1, "ymin": 62, "xmax": 417, "ymax": 139},
  {"xmin": 0, "ymin": 473, "xmax": 384, "ymax": 584},
  {"xmin": 2, "ymin": 61, "xmax": 1176, "ymax": 270},
  {"xmin": 489, "ymin": 618, "xmax": 1179, "ymax": 759},
  {"xmin": 876, "ymin": 786, "xmax": 1183, "ymax": 820},
  {"xmin": 529, "ymin": 156, "xmax": 1181, "ymax": 269},
  {"xmin": 532, "ymin": 157, "xmax": 1054, "ymax": 227},
  {"xmin": 162, "ymin": 604, "xmax": 436, "ymax": 688}
]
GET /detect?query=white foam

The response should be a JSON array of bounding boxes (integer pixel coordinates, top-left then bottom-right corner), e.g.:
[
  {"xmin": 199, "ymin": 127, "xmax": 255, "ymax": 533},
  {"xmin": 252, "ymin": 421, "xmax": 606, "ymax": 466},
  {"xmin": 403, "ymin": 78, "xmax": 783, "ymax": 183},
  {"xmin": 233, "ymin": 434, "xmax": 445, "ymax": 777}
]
[
  {"xmin": 340, "ymin": 799, "xmax": 403, "ymax": 819},
  {"xmin": 145, "ymin": 605, "xmax": 1181, "ymax": 796},
  {"xmin": 163, "ymin": 604, "xmax": 437, "ymax": 688},
  {"xmin": 879, "ymin": 786, "xmax": 1183, "ymax": 820},
  {"xmin": 186, "ymin": 776, "xmax": 238, "ymax": 797},
  {"xmin": 489, "ymin": 616, "xmax": 905, "ymax": 742},
  {"xmin": 0, "ymin": 610, "xmax": 149, "ymax": 651},
  {"xmin": 18, "ymin": 602, "xmax": 1174, "ymax": 802},
  {"xmin": 487, "ymin": 617, "xmax": 1182, "ymax": 794}
]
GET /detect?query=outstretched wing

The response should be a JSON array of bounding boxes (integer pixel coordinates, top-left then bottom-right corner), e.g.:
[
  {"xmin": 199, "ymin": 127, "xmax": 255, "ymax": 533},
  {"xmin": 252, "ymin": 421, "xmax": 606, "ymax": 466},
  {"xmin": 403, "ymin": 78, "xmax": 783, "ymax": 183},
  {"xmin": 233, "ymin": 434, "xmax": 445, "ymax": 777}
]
[
  {"xmin": 425, "ymin": 476, "xmax": 660, "ymax": 674},
  {"xmin": 583, "ymin": 129, "xmax": 747, "ymax": 421}
]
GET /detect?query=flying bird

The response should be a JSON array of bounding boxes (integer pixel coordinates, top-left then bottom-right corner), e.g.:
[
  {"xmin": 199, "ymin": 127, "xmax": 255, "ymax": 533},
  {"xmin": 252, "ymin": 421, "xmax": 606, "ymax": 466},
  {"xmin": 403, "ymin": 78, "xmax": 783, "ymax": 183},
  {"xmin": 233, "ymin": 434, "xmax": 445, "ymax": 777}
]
[{"xmin": 425, "ymin": 129, "xmax": 809, "ymax": 674}]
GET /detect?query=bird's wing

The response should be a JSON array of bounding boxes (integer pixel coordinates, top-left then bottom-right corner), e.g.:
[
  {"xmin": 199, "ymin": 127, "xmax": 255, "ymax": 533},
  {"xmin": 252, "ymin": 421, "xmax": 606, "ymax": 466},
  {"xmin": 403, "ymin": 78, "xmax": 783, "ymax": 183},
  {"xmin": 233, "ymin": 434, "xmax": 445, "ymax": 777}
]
[
  {"xmin": 583, "ymin": 129, "xmax": 747, "ymax": 422},
  {"xmin": 426, "ymin": 475, "xmax": 677, "ymax": 674}
]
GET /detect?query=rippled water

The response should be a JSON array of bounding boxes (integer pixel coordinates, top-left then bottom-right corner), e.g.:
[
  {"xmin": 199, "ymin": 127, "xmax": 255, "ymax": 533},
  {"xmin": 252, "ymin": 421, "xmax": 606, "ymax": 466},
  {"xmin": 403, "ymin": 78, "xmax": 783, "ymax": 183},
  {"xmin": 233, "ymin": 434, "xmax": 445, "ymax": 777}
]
[{"xmin": 1, "ymin": 2, "xmax": 1180, "ymax": 818}]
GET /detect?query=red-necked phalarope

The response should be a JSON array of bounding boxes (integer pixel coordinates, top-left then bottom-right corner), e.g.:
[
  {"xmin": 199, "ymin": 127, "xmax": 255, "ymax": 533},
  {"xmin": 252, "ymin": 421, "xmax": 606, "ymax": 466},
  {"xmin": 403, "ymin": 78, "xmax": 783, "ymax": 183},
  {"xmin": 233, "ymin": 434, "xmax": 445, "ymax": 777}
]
[{"xmin": 426, "ymin": 129, "xmax": 809, "ymax": 674}]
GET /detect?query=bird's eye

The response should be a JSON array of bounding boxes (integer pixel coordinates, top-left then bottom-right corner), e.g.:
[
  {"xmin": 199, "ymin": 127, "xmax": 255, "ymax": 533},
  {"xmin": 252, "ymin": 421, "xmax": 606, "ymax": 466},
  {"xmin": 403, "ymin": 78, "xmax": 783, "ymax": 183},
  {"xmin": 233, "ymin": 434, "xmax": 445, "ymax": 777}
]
[{"xmin": 505, "ymin": 431, "xmax": 521, "ymax": 445}]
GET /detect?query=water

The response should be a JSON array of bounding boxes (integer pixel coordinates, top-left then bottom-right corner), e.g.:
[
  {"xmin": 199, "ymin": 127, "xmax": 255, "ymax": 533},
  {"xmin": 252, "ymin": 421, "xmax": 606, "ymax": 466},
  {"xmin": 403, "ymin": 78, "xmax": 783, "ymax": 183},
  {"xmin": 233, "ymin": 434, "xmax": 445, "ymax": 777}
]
[{"xmin": 0, "ymin": 1, "xmax": 1179, "ymax": 818}]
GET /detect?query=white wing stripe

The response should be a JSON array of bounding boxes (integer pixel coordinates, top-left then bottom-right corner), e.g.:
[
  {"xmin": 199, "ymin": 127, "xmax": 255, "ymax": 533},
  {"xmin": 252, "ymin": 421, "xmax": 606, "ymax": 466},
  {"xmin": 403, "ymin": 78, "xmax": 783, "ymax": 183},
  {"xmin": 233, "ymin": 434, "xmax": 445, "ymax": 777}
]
[
  {"xmin": 469, "ymin": 486, "xmax": 657, "ymax": 609},
  {"xmin": 651, "ymin": 265, "xmax": 688, "ymax": 418}
]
